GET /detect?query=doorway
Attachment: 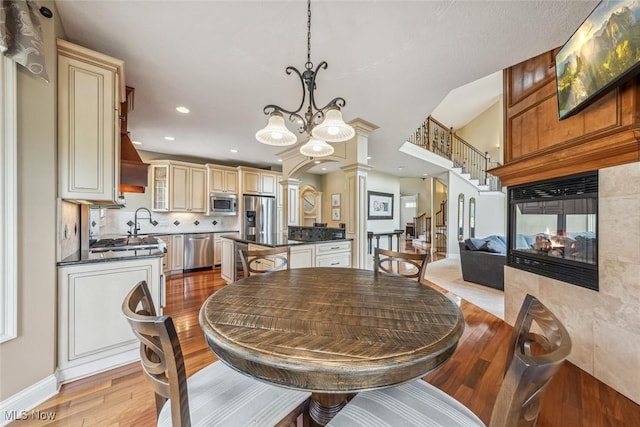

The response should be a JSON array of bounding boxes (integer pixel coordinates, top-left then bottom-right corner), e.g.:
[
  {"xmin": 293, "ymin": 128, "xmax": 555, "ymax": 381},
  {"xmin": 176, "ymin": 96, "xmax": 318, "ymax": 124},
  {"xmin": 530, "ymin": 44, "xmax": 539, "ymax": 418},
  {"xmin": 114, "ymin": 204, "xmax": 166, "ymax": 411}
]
[{"xmin": 400, "ymin": 195, "xmax": 417, "ymax": 237}]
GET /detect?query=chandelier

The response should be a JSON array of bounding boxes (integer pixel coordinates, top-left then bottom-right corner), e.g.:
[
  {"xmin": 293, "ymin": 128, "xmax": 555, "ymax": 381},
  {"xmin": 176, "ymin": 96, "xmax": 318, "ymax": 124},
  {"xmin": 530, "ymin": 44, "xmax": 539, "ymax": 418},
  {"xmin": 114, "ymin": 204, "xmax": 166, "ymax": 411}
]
[{"xmin": 255, "ymin": 0, "xmax": 355, "ymax": 157}]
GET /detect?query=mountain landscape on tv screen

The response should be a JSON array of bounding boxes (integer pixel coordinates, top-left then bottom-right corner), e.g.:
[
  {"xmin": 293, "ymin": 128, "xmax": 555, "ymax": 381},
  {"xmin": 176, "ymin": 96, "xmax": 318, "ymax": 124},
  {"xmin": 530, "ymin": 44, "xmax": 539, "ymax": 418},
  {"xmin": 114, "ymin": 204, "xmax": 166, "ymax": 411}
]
[{"xmin": 557, "ymin": 2, "xmax": 640, "ymax": 118}]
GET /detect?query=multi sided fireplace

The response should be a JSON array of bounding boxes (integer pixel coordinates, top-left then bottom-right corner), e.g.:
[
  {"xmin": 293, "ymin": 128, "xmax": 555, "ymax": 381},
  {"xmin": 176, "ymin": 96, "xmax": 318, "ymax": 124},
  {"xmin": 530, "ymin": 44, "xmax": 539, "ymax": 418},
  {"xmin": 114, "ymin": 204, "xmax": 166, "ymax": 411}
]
[{"xmin": 508, "ymin": 171, "xmax": 598, "ymax": 291}]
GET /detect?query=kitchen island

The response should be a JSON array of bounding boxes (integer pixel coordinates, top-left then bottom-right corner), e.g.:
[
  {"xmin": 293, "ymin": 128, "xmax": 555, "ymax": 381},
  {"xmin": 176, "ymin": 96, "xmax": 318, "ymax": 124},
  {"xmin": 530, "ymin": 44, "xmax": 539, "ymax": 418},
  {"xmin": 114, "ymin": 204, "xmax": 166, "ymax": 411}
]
[{"xmin": 220, "ymin": 232, "xmax": 353, "ymax": 283}]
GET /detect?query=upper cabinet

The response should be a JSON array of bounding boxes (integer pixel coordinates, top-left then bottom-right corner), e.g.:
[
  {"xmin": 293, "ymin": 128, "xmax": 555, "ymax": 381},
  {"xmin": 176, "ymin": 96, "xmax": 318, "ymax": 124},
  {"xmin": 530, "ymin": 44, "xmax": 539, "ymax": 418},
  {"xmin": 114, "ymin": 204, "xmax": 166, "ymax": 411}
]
[
  {"xmin": 150, "ymin": 160, "xmax": 206, "ymax": 212},
  {"xmin": 57, "ymin": 39, "xmax": 125, "ymax": 202},
  {"xmin": 239, "ymin": 167, "xmax": 279, "ymax": 197},
  {"xmin": 207, "ymin": 164, "xmax": 238, "ymax": 194}
]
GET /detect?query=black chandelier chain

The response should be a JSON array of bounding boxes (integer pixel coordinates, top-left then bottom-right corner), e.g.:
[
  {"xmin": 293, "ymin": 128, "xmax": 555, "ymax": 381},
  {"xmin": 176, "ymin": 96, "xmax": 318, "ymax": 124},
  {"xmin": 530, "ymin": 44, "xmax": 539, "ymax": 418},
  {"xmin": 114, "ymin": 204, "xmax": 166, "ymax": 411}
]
[{"xmin": 262, "ymin": 0, "xmax": 346, "ymax": 136}]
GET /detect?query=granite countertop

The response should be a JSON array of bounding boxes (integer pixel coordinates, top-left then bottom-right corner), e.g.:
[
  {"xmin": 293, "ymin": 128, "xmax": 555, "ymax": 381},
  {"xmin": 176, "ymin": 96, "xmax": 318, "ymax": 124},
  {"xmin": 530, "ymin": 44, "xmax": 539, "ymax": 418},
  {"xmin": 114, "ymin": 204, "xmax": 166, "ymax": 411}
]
[
  {"xmin": 225, "ymin": 234, "xmax": 352, "ymax": 248},
  {"xmin": 98, "ymin": 230, "xmax": 239, "ymax": 239},
  {"xmin": 58, "ymin": 248, "xmax": 165, "ymax": 266}
]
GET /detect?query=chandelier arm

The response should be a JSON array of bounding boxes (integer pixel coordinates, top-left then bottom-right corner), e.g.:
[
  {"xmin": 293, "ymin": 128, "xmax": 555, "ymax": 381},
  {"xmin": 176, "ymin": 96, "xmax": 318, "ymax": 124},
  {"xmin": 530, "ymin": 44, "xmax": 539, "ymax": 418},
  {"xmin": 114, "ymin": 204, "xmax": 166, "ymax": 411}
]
[
  {"xmin": 309, "ymin": 61, "xmax": 328, "ymax": 111},
  {"xmin": 316, "ymin": 97, "xmax": 347, "ymax": 113}
]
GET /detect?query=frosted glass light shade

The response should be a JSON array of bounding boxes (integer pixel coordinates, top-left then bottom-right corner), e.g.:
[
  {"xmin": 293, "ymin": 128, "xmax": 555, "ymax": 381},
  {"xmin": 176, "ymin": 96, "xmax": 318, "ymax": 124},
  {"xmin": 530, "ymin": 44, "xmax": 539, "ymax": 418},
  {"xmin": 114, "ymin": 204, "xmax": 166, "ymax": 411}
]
[
  {"xmin": 299, "ymin": 137, "xmax": 334, "ymax": 157},
  {"xmin": 256, "ymin": 113, "xmax": 297, "ymax": 146},
  {"xmin": 312, "ymin": 108, "xmax": 355, "ymax": 142}
]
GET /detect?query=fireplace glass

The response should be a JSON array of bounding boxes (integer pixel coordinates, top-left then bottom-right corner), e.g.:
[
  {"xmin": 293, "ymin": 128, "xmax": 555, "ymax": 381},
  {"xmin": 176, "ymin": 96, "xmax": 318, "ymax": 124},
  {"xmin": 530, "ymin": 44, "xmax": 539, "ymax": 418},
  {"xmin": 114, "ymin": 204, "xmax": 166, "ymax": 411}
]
[{"xmin": 508, "ymin": 171, "xmax": 598, "ymax": 290}]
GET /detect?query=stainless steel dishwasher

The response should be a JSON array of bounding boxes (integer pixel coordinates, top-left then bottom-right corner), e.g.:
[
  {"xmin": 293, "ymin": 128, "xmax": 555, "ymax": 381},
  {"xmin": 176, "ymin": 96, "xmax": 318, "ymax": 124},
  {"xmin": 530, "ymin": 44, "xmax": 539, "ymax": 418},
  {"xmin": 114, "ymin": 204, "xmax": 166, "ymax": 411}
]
[{"xmin": 184, "ymin": 233, "xmax": 213, "ymax": 270}]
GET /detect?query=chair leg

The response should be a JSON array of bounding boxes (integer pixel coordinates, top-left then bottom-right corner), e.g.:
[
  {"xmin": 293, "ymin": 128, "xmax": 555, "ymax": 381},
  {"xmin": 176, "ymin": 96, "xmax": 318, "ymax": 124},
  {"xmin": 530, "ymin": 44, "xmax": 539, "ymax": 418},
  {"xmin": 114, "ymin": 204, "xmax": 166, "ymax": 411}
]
[{"xmin": 154, "ymin": 394, "xmax": 167, "ymax": 418}]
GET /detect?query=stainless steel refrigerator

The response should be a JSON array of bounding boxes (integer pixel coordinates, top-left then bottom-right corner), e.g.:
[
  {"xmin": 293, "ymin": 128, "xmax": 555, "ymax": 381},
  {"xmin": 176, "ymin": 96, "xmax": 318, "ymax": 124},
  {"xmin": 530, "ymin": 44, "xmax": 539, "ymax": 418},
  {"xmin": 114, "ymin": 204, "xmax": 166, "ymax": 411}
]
[{"xmin": 243, "ymin": 195, "xmax": 276, "ymax": 238}]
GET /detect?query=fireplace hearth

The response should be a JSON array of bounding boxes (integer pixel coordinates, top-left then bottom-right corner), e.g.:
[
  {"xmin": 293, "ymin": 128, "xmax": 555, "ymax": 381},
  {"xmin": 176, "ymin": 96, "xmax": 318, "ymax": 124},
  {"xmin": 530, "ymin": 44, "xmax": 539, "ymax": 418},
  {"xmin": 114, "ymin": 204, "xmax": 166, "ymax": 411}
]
[{"xmin": 508, "ymin": 171, "xmax": 598, "ymax": 290}]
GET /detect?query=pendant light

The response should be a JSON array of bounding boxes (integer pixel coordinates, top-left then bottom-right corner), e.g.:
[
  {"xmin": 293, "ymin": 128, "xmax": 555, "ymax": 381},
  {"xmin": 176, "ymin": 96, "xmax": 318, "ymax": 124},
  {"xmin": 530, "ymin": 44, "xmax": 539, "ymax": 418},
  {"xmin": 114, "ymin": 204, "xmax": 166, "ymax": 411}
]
[{"xmin": 256, "ymin": 0, "xmax": 354, "ymax": 157}]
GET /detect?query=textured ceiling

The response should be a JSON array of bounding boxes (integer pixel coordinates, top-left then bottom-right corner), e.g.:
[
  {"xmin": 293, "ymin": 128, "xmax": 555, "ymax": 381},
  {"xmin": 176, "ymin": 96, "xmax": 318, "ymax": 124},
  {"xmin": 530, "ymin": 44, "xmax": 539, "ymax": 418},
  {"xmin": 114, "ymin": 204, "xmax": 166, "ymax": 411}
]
[{"xmin": 55, "ymin": 1, "xmax": 598, "ymax": 178}]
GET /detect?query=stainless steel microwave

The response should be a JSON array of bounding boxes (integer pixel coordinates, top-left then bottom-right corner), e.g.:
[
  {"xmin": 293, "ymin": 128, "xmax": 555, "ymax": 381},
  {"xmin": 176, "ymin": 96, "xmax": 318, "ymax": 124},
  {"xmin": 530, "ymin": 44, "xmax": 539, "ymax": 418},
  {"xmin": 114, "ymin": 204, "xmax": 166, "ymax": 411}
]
[{"xmin": 210, "ymin": 193, "xmax": 238, "ymax": 215}]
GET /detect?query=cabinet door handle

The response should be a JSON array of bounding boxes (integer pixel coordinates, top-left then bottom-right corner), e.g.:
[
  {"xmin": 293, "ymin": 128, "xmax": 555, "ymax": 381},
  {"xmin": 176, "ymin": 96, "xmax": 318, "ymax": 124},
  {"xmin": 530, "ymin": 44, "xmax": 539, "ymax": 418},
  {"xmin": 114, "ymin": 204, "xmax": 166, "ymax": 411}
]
[
  {"xmin": 331, "ymin": 262, "xmax": 340, "ymax": 266},
  {"xmin": 331, "ymin": 247, "xmax": 340, "ymax": 250}
]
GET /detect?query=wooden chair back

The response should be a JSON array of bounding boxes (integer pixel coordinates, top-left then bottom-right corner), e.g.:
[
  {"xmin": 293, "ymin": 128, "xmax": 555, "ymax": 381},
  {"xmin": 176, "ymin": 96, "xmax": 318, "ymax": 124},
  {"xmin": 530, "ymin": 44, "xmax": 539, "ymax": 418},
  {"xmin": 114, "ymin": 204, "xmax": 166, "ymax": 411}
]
[
  {"xmin": 239, "ymin": 246, "xmax": 290, "ymax": 277},
  {"xmin": 313, "ymin": 222, "xmax": 327, "ymax": 227},
  {"xmin": 374, "ymin": 247, "xmax": 429, "ymax": 281},
  {"xmin": 489, "ymin": 294, "xmax": 572, "ymax": 427},
  {"xmin": 121, "ymin": 281, "xmax": 190, "ymax": 426}
]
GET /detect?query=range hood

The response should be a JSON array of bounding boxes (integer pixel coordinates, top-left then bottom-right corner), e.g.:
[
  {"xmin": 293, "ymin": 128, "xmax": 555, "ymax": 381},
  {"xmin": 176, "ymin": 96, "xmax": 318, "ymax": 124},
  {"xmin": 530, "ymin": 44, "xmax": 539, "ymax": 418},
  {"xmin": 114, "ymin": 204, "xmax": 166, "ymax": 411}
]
[{"xmin": 120, "ymin": 86, "xmax": 149, "ymax": 193}]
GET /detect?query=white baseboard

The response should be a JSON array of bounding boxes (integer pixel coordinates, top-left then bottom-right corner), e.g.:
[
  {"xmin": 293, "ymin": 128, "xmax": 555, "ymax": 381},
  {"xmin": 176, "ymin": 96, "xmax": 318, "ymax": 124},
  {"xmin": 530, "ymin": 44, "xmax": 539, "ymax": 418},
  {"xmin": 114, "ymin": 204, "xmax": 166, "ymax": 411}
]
[
  {"xmin": 0, "ymin": 375, "xmax": 59, "ymax": 426},
  {"xmin": 56, "ymin": 348, "xmax": 139, "ymax": 384}
]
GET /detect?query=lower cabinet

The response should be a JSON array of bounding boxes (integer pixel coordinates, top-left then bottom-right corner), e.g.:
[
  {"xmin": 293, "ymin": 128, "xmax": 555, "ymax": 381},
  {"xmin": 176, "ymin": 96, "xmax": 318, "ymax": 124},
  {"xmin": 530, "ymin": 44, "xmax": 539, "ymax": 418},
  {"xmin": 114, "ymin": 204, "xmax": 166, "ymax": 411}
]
[
  {"xmin": 290, "ymin": 244, "xmax": 315, "ymax": 268},
  {"xmin": 220, "ymin": 237, "xmax": 236, "ymax": 283},
  {"xmin": 57, "ymin": 256, "xmax": 163, "ymax": 383},
  {"xmin": 315, "ymin": 241, "xmax": 352, "ymax": 268},
  {"xmin": 156, "ymin": 234, "xmax": 170, "ymax": 273},
  {"xmin": 170, "ymin": 234, "xmax": 184, "ymax": 271},
  {"xmin": 214, "ymin": 232, "xmax": 238, "ymax": 266}
]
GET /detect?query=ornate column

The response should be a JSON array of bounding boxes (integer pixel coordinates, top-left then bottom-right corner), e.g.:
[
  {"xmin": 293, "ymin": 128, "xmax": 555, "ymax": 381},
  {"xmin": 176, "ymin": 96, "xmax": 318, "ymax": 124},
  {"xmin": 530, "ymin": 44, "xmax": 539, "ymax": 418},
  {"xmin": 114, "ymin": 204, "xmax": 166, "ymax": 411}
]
[
  {"xmin": 342, "ymin": 119, "xmax": 377, "ymax": 268},
  {"xmin": 279, "ymin": 178, "xmax": 301, "ymax": 230}
]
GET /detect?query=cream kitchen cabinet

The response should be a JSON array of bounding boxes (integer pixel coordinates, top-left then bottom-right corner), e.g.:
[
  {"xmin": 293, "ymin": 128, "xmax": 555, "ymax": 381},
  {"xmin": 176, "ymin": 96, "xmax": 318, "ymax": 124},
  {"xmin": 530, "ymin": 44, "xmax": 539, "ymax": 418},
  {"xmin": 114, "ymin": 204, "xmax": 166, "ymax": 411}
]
[
  {"xmin": 156, "ymin": 234, "xmax": 171, "ymax": 273},
  {"xmin": 239, "ymin": 167, "xmax": 280, "ymax": 197},
  {"xmin": 150, "ymin": 161, "xmax": 206, "ymax": 212},
  {"xmin": 170, "ymin": 234, "xmax": 184, "ymax": 271},
  {"xmin": 289, "ymin": 244, "xmax": 315, "ymax": 268},
  {"xmin": 58, "ymin": 39, "xmax": 125, "ymax": 202},
  {"xmin": 57, "ymin": 256, "xmax": 163, "ymax": 382},
  {"xmin": 170, "ymin": 164, "xmax": 207, "ymax": 212},
  {"xmin": 214, "ymin": 232, "xmax": 238, "ymax": 266},
  {"xmin": 220, "ymin": 237, "xmax": 236, "ymax": 283},
  {"xmin": 315, "ymin": 241, "xmax": 352, "ymax": 268},
  {"xmin": 207, "ymin": 164, "xmax": 238, "ymax": 194}
]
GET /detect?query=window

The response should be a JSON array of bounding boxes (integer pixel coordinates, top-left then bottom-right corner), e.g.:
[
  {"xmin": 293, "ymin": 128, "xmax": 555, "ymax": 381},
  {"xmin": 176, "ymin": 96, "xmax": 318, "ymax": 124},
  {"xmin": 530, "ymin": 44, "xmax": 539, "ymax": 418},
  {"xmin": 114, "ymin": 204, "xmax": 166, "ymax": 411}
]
[
  {"xmin": 0, "ymin": 56, "xmax": 17, "ymax": 343},
  {"xmin": 404, "ymin": 202, "xmax": 416, "ymax": 208}
]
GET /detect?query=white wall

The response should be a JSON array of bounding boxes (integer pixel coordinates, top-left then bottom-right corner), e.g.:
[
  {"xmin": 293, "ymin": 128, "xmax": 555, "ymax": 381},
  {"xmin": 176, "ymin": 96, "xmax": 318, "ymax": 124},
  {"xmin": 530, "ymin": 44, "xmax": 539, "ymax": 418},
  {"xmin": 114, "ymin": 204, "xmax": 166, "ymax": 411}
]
[
  {"xmin": 446, "ymin": 171, "xmax": 506, "ymax": 255},
  {"xmin": 365, "ymin": 170, "xmax": 401, "ymax": 235}
]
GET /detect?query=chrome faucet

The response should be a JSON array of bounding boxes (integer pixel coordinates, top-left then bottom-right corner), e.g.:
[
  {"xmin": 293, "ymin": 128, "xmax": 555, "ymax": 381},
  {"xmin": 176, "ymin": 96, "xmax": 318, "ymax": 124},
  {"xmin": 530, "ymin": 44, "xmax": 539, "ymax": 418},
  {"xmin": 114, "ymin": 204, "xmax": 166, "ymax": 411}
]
[{"xmin": 133, "ymin": 207, "xmax": 153, "ymax": 236}]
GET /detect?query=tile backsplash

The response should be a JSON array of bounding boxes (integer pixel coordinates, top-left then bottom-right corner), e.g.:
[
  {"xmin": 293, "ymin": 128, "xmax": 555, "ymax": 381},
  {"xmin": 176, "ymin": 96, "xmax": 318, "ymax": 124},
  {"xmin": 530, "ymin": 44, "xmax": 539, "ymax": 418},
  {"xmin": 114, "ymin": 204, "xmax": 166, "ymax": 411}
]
[{"xmin": 91, "ymin": 208, "xmax": 240, "ymax": 238}]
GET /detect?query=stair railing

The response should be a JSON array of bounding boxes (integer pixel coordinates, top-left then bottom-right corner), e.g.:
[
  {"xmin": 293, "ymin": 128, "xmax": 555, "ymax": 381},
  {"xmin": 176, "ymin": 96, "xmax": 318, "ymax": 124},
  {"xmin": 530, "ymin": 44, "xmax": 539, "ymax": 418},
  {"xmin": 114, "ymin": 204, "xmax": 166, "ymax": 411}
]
[
  {"xmin": 435, "ymin": 200, "xmax": 446, "ymax": 227},
  {"xmin": 408, "ymin": 115, "xmax": 502, "ymax": 189},
  {"xmin": 412, "ymin": 213, "xmax": 432, "ymax": 242}
]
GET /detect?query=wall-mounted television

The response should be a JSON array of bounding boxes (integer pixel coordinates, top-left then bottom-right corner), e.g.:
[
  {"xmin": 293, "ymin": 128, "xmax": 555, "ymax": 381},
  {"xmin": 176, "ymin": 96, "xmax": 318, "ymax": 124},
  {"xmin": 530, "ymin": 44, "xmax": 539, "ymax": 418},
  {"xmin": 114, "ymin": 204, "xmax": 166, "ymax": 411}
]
[{"xmin": 556, "ymin": 0, "xmax": 640, "ymax": 120}]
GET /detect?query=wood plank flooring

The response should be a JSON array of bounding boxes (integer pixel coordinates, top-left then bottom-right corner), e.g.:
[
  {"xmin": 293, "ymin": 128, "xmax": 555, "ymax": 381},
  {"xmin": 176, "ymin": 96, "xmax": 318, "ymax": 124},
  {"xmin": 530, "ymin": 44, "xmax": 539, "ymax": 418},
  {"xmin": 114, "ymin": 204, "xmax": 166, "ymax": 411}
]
[{"xmin": 13, "ymin": 266, "xmax": 639, "ymax": 426}]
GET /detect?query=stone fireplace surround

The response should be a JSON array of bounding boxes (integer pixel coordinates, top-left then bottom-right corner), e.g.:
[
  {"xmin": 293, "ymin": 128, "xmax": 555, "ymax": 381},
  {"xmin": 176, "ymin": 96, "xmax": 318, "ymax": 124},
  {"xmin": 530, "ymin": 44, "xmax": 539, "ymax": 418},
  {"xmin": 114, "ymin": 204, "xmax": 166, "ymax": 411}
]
[{"xmin": 504, "ymin": 162, "xmax": 640, "ymax": 405}]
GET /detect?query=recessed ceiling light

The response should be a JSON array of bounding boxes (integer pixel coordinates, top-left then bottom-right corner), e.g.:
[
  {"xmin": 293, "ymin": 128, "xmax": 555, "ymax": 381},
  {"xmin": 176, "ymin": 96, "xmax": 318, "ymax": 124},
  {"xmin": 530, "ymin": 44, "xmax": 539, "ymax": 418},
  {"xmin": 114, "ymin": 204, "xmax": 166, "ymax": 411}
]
[
  {"xmin": 176, "ymin": 106, "xmax": 190, "ymax": 114},
  {"xmin": 277, "ymin": 159, "xmax": 283, "ymax": 162},
  {"xmin": 164, "ymin": 136, "xmax": 175, "ymax": 141},
  {"xmin": 314, "ymin": 160, "xmax": 321, "ymax": 164},
  {"xmin": 398, "ymin": 166, "xmax": 404, "ymax": 170},
  {"xmin": 367, "ymin": 156, "xmax": 372, "ymax": 160},
  {"xmin": 132, "ymin": 140, "xmax": 142, "ymax": 145},
  {"xmin": 423, "ymin": 173, "xmax": 428, "ymax": 176},
  {"xmin": 230, "ymin": 149, "xmax": 238, "ymax": 153},
  {"xmin": 321, "ymin": 167, "xmax": 327, "ymax": 171}
]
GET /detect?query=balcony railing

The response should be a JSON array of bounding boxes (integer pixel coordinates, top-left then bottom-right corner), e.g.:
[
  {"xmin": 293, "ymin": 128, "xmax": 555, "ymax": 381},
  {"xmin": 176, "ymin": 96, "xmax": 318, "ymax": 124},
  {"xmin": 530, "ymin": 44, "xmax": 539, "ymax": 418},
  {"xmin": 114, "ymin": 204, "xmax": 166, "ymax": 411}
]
[{"xmin": 408, "ymin": 116, "xmax": 502, "ymax": 190}]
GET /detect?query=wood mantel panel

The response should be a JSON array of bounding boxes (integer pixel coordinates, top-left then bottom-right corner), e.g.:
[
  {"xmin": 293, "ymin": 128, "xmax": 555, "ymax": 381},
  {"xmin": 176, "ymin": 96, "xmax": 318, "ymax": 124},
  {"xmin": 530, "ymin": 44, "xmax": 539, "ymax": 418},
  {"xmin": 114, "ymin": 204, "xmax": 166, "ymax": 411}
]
[{"xmin": 495, "ymin": 49, "xmax": 640, "ymax": 186}]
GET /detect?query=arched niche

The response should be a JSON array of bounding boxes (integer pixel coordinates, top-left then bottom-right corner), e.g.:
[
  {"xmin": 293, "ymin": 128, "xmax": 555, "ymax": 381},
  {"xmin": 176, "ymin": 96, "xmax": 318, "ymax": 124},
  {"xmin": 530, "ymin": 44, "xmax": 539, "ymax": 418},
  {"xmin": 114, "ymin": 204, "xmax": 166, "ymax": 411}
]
[{"xmin": 299, "ymin": 184, "xmax": 322, "ymax": 227}]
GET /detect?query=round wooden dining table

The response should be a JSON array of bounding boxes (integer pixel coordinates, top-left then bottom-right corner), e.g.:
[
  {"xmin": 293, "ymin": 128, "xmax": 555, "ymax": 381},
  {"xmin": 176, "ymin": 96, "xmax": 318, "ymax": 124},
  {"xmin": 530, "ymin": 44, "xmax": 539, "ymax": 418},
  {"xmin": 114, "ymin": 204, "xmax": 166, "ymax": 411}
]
[{"xmin": 199, "ymin": 267, "xmax": 465, "ymax": 426}]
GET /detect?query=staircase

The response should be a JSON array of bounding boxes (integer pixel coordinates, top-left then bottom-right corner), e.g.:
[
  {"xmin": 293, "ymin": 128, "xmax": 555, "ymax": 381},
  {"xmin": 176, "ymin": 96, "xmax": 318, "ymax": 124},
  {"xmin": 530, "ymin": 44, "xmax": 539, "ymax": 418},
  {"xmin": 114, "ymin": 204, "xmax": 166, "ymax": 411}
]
[{"xmin": 407, "ymin": 115, "xmax": 502, "ymax": 191}]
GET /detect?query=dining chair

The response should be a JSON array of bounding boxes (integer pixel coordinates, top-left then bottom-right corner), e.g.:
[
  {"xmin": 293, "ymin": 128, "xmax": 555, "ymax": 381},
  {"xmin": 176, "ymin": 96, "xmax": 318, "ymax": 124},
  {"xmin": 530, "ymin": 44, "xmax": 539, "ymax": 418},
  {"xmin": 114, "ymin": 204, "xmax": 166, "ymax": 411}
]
[
  {"xmin": 313, "ymin": 222, "xmax": 327, "ymax": 227},
  {"xmin": 373, "ymin": 247, "xmax": 429, "ymax": 281},
  {"xmin": 239, "ymin": 246, "xmax": 290, "ymax": 277},
  {"xmin": 122, "ymin": 280, "xmax": 310, "ymax": 427},
  {"xmin": 327, "ymin": 294, "xmax": 572, "ymax": 427}
]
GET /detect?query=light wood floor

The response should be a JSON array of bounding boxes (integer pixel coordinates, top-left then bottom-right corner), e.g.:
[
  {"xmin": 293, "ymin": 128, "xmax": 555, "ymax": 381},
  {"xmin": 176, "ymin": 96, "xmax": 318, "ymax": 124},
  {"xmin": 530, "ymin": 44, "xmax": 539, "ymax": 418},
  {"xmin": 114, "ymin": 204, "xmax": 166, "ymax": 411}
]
[{"xmin": 14, "ymin": 266, "xmax": 639, "ymax": 426}]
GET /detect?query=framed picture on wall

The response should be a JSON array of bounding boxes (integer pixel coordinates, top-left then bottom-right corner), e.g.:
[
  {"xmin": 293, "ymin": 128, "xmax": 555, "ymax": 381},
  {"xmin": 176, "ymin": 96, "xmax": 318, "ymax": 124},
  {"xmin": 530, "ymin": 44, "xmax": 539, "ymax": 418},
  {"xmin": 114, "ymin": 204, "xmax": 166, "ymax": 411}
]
[
  {"xmin": 332, "ymin": 207, "xmax": 340, "ymax": 220},
  {"xmin": 367, "ymin": 191, "xmax": 394, "ymax": 220},
  {"xmin": 331, "ymin": 193, "xmax": 341, "ymax": 207}
]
